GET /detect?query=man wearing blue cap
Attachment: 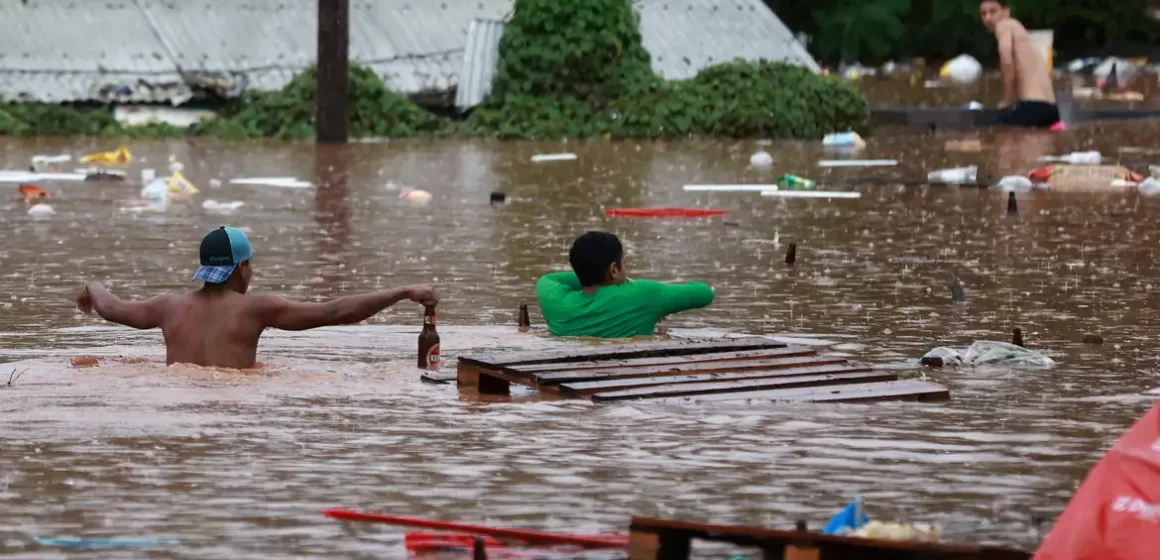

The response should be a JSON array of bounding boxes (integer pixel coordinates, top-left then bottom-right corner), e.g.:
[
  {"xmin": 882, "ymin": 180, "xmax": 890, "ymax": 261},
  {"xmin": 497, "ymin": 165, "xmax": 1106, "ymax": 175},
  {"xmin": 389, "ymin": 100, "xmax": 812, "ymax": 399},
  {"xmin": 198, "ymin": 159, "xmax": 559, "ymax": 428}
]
[{"xmin": 75, "ymin": 226, "xmax": 439, "ymax": 369}]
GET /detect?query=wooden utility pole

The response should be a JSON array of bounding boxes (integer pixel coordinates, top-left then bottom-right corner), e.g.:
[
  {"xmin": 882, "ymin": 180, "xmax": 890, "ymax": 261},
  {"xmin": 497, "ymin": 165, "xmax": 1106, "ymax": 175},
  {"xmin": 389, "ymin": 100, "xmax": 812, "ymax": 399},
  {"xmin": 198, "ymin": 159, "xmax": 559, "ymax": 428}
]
[{"xmin": 316, "ymin": 0, "xmax": 350, "ymax": 143}]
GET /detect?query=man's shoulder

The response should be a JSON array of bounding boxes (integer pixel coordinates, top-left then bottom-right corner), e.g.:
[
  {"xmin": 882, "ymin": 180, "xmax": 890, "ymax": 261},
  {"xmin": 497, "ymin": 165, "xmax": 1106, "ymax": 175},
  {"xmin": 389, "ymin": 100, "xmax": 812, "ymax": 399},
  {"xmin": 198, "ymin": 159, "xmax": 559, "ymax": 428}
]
[{"xmin": 997, "ymin": 18, "xmax": 1027, "ymax": 34}]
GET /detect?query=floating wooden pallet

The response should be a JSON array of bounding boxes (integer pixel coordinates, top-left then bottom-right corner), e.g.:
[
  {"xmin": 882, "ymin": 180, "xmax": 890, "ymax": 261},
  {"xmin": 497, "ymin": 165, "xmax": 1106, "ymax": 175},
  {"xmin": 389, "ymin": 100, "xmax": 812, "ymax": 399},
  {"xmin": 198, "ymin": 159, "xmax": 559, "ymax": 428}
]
[
  {"xmin": 628, "ymin": 516, "xmax": 1030, "ymax": 560},
  {"xmin": 456, "ymin": 339, "xmax": 949, "ymax": 403}
]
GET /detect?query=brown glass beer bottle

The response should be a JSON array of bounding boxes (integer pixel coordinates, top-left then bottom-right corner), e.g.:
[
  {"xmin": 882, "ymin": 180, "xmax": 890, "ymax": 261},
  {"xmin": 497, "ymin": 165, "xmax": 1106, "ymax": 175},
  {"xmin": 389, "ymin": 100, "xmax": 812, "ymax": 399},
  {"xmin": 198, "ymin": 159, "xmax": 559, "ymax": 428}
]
[
  {"xmin": 418, "ymin": 305, "xmax": 440, "ymax": 370},
  {"xmin": 518, "ymin": 304, "xmax": 531, "ymax": 331}
]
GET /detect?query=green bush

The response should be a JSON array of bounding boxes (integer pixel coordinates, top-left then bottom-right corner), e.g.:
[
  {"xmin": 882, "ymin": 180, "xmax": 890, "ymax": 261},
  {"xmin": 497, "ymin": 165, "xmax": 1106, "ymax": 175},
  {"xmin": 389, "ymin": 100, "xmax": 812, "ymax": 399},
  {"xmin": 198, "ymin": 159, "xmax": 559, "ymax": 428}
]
[
  {"xmin": 486, "ymin": 0, "xmax": 659, "ymax": 106},
  {"xmin": 0, "ymin": 102, "xmax": 125, "ymax": 137},
  {"xmin": 193, "ymin": 64, "xmax": 449, "ymax": 139},
  {"xmin": 469, "ymin": 0, "xmax": 866, "ymax": 140}
]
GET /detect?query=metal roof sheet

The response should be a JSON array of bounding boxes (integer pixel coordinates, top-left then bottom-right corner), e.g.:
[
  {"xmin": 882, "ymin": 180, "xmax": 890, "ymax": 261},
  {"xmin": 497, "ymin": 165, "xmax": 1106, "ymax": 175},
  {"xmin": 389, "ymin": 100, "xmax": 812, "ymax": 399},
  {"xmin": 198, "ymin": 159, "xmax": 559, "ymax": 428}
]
[{"xmin": 0, "ymin": 0, "xmax": 188, "ymax": 103}]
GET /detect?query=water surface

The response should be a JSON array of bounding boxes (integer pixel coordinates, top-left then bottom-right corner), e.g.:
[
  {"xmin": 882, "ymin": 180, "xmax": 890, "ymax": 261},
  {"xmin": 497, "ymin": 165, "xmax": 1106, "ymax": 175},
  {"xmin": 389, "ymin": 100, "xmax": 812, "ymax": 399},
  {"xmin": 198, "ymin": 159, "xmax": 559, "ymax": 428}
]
[{"xmin": 2, "ymin": 126, "xmax": 1159, "ymax": 557}]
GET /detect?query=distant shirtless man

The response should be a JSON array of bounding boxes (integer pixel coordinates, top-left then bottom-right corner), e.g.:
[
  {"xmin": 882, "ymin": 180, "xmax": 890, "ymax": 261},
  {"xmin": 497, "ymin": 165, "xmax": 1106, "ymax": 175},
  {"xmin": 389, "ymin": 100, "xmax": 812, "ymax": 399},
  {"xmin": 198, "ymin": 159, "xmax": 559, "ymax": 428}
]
[
  {"xmin": 75, "ymin": 226, "xmax": 439, "ymax": 369},
  {"xmin": 980, "ymin": 0, "xmax": 1060, "ymax": 128}
]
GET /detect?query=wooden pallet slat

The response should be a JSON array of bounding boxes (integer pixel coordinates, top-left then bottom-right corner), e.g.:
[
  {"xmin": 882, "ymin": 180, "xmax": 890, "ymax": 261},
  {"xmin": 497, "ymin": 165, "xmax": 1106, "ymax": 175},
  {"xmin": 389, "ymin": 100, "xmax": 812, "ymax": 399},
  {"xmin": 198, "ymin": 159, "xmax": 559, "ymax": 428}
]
[
  {"xmin": 589, "ymin": 371, "xmax": 898, "ymax": 402},
  {"xmin": 559, "ymin": 363, "xmax": 877, "ymax": 396},
  {"xmin": 533, "ymin": 354, "xmax": 841, "ymax": 385},
  {"xmin": 649, "ymin": 379, "xmax": 951, "ymax": 404},
  {"xmin": 505, "ymin": 346, "xmax": 817, "ymax": 374},
  {"xmin": 461, "ymin": 338, "xmax": 787, "ymax": 367},
  {"xmin": 628, "ymin": 516, "xmax": 1031, "ymax": 560}
]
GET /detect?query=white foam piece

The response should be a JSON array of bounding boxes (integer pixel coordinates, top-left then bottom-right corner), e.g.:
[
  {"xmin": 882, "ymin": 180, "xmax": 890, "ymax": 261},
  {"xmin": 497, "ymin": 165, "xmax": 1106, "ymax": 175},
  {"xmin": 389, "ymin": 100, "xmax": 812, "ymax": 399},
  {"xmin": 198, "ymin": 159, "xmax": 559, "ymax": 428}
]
[
  {"xmin": 817, "ymin": 159, "xmax": 899, "ymax": 167},
  {"xmin": 530, "ymin": 153, "xmax": 578, "ymax": 163},
  {"xmin": 229, "ymin": 177, "xmax": 314, "ymax": 189},
  {"xmin": 761, "ymin": 190, "xmax": 862, "ymax": 199},
  {"xmin": 683, "ymin": 184, "xmax": 779, "ymax": 192},
  {"xmin": 0, "ymin": 170, "xmax": 87, "ymax": 183}
]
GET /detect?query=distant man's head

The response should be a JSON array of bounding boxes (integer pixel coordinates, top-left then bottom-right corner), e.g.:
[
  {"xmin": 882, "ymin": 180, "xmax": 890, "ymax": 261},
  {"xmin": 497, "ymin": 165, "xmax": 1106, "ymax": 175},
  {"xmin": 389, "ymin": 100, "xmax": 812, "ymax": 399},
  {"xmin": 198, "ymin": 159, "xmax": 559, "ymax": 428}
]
[
  {"xmin": 980, "ymin": 0, "xmax": 1010, "ymax": 31},
  {"xmin": 569, "ymin": 231, "xmax": 626, "ymax": 287},
  {"xmin": 192, "ymin": 226, "xmax": 254, "ymax": 293}
]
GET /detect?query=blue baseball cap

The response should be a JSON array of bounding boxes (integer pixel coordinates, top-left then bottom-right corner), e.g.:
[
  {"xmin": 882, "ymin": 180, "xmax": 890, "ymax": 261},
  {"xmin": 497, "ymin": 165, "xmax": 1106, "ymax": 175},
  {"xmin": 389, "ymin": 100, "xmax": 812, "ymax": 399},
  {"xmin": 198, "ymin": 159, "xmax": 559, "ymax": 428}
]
[{"xmin": 192, "ymin": 226, "xmax": 253, "ymax": 283}]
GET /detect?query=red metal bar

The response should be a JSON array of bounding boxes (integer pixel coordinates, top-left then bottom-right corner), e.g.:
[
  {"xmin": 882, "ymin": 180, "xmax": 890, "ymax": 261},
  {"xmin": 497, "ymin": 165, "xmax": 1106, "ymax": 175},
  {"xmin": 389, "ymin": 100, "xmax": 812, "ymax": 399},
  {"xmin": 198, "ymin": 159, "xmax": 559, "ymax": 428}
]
[{"xmin": 323, "ymin": 509, "xmax": 628, "ymax": 549}]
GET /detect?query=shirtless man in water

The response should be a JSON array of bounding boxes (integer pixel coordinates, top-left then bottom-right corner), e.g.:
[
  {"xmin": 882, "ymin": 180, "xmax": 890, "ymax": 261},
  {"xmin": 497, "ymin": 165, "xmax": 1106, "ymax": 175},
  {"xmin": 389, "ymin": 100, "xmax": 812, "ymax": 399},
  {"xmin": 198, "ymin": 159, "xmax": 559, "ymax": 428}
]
[
  {"xmin": 980, "ymin": 0, "xmax": 1059, "ymax": 128},
  {"xmin": 75, "ymin": 226, "xmax": 439, "ymax": 369}
]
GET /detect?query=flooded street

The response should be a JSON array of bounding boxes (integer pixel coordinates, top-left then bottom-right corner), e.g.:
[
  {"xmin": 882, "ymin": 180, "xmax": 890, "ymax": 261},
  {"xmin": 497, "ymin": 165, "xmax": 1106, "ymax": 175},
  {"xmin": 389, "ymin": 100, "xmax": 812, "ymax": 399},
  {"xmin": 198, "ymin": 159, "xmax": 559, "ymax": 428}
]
[{"xmin": 2, "ymin": 126, "xmax": 1160, "ymax": 557}]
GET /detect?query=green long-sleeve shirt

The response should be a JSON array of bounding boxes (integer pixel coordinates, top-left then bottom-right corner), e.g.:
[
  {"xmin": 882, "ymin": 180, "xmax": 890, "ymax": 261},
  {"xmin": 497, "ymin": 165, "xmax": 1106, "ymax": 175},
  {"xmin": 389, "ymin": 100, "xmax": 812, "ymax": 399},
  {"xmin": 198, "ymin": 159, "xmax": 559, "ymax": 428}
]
[{"xmin": 535, "ymin": 272, "xmax": 715, "ymax": 338}]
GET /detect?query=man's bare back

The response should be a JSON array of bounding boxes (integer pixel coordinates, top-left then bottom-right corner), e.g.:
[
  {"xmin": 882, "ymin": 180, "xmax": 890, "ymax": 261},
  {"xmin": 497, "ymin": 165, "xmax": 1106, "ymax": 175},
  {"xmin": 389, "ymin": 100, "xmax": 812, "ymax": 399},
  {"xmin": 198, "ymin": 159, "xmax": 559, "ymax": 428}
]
[
  {"xmin": 994, "ymin": 18, "xmax": 1054, "ymax": 104},
  {"xmin": 75, "ymin": 226, "xmax": 438, "ymax": 369}
]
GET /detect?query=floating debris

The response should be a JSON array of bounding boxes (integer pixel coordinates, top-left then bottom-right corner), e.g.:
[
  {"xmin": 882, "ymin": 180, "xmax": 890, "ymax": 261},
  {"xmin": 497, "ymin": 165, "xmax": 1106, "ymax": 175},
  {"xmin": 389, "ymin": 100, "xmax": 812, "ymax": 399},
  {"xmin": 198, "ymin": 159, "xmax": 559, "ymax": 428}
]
[
  {"xmin": 822, "ymin": 131, "xmax": 866, "ymax": 149},
  {"xmin": 400, "ymin": 189, "xmax": 433, "ymax": 204},
  {"xmin": 761, "ymin": 190, "xmax": 861, "ymax": 199},
  {"xmin": 229, "ymin": 177, "xmax": 313, "ymax": 189},
  {"xmin": 817, "ymin": 159, "xmax": 898, "ymax": 168},
  {"xmin": 530, "ymin": 153, "xmax": 577, "ymax": 163},
  {"xmin": 749, "ymin": 151, "xmax": 774, "ymax": 167}
]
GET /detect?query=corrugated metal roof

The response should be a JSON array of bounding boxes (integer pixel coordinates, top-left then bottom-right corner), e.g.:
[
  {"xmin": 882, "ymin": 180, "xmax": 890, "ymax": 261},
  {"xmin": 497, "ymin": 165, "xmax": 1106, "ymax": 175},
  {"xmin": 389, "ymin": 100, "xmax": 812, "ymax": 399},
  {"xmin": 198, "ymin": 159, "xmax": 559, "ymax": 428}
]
[
  {"xmin": 1, "ymin": 0, "xmax": 511, "ymax": 103},
  {"xmin": 455, "ymin": 19, "xmax": 505, "ymax": 111},
  {"xmin": 636, "ymin": 0, "xmax": 820, "ymax": 79},
  {"xmin": 454, "ymin": 0, "xmax": 820, "ymax": 109},
  {"xmin": 0, "ymin": 0, "xmax": 189, "ymax": 103}
]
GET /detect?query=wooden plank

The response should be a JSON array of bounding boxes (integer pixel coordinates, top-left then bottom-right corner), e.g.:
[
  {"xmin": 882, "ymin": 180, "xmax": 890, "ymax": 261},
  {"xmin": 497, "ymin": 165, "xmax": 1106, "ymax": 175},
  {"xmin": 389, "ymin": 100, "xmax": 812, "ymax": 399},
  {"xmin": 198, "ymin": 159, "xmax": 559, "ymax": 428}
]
[
  {"xmin": 420, "ymin": 372, "xmax": 457, "ymax": 384},
  {"xmin": 505, "ymin": 346, "xmax": 816, "ymax": 374},
  {"xmin": 642, "ymin": 379, "xmax": 950, "ymax": 404},
  {"xmin": 460, "ymin": 338, "xmax": 787, "ymax": 367},
  {"xmin": 589, "ymin": 371, "xmax": 896, "ymax": 402},
  {"xmin": 560, "ymin": 363, "xmax": 878, "ymax": 396},
  {"xmin": 534, "ymin": 354, "xmax": 846, "ymax": 385},
  {"xmin": 629, "ymin": 517, "xmax": 1031, "ymax": 560},
  {"xmin": 456, "ymin": 362, "xmax": 512, "ymax": 395}
]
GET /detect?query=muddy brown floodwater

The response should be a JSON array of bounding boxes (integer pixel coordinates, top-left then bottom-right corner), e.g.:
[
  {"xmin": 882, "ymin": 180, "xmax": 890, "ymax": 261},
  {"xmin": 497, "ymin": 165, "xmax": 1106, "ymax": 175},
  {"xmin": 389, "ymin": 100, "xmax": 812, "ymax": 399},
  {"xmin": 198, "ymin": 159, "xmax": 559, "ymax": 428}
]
[{"xmin": 2, "ymin": 124, "xmax": 1160, "ymax": 558}]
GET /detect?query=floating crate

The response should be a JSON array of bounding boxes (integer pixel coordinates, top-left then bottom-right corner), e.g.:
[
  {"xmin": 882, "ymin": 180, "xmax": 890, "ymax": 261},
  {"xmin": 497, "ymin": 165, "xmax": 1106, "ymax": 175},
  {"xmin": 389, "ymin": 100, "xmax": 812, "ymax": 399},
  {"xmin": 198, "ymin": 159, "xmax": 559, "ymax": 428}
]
[
  {"xmin": 628, "ymin": 516, "xmax": 1030, "ymax": 560},
  {"xmin": 456, "ymin": 339, "xmax": 949, "ymax": 403}
]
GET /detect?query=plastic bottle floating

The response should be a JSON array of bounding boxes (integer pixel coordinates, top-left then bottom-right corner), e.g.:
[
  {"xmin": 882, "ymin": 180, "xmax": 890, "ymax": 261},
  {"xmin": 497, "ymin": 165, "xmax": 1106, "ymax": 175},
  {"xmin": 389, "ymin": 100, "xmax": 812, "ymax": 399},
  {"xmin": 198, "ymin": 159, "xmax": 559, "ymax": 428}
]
[{"xmin": 79, "ymin": 147, "xmax": 132, "ymax": 167}]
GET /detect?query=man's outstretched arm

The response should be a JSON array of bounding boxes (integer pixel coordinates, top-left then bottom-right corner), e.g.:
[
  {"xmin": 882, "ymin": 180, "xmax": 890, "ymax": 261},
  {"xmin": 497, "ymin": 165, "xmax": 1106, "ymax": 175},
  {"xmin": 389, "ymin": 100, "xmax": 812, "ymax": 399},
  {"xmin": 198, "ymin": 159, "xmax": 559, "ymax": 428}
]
[
  {"xmin": 76, "ymin": 281, "xmax": 169, "ymax": 329},
  {"xmin": 254, "ymin": 284, "xmax": 439, "ymax": 331}
]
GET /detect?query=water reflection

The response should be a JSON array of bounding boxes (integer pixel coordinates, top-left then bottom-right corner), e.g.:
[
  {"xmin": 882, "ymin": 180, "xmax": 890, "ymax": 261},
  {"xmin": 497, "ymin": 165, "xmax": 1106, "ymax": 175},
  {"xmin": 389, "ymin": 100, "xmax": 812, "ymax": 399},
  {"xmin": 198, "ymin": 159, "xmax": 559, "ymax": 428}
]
[{"xmin": 1, "ymin": 125, "xmax": 1159, "ymax": 557}]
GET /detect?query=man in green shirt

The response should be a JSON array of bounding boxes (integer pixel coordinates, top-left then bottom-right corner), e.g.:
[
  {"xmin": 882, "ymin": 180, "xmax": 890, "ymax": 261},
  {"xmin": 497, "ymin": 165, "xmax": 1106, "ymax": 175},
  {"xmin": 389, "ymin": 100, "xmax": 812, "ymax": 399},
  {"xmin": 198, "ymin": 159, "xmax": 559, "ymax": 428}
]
[{"xmin": 535, "ymin": 231, "xmax": 715, "ymax": 338}]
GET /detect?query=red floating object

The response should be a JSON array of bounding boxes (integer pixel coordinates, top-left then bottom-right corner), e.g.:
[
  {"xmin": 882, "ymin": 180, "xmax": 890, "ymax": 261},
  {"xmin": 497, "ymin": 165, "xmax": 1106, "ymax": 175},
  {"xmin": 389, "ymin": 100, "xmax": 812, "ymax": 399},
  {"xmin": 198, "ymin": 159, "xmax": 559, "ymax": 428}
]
[
  {"xmin": 604, "ymin": 207, "xmax": 731, "ymax": 219},
  {"xmin": 1032, "ymin": 401, "xmax": 1160, "ymax": 560}
]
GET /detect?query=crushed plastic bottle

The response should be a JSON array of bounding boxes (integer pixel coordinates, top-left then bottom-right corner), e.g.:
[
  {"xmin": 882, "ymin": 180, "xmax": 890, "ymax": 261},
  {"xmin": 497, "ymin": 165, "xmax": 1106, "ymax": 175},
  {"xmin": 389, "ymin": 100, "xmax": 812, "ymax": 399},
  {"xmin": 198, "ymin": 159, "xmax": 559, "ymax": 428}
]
[
  {"xmin": 1040, "ymin": 151, "xmax": 1102, "ymax": 165},
  {"xmin": 927, "ymin": 165, "xmax": 978, "ymax": 185}
]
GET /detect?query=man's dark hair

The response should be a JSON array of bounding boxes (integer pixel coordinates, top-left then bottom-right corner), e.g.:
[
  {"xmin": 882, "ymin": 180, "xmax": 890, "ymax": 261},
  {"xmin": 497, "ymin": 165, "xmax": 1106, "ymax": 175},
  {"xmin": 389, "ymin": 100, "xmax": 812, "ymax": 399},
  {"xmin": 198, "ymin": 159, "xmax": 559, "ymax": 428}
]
[
  {"xmin": 569, "ymin": 231, "xmax": 623, "ymax": 287},
  {"xmin": 984, "ymin": 0, "xmax": 1009, "ymax": 6}
]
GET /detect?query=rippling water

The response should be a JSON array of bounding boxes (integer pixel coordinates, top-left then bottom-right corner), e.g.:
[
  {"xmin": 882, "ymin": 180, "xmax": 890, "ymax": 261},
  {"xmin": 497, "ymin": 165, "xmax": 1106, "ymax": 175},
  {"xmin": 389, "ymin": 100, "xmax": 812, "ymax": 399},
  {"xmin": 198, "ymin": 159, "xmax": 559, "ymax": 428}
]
[{"xmin": 2, "ymin": 125, "xmax": 1159, "ymax": 557}]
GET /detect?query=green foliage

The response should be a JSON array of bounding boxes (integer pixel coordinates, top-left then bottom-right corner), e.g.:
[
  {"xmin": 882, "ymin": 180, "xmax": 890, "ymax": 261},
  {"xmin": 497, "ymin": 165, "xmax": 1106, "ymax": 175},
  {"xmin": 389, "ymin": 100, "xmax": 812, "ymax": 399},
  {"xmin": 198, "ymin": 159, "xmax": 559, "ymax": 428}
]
[
  {"xmin": 487, "ymin": 0, "xmax": 659, "ymax": 106},
  {"xmin": 470, "ymin": 0, "xmax": 866, "ymax": 140},
  {"xmin": 0, "ymin": 102, "xmax": 126, "ymax": 137},
  {"xmin": 193, "ymin": 64, "xmax": 448, "ymax": 139}
]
